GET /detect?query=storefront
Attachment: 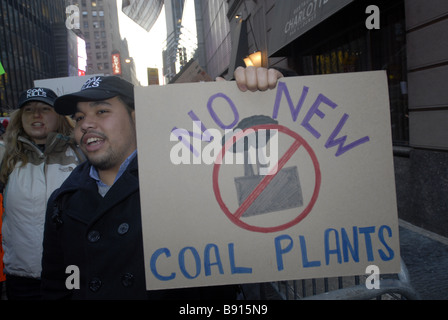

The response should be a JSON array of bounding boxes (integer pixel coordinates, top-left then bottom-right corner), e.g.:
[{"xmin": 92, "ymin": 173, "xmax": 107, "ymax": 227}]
[
  {"xmin": 268, "ymin": 0, "xmax": 408, "ymax": 144},
  {"xmin": 226, "ymin": 0, "xmax": 448, "ymax": 237}
]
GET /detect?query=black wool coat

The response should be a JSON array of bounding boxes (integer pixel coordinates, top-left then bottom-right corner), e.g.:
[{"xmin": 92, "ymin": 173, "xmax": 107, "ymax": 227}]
[{"xmin": 41, "ymin": 157, "xmax": 238, "ymax": 300}]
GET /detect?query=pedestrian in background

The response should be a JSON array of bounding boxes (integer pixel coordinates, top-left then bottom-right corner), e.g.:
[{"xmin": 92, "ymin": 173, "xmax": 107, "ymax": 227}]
[{"xmin": 0, "ymin": 88, "xmax": 84, "ymax": 300}]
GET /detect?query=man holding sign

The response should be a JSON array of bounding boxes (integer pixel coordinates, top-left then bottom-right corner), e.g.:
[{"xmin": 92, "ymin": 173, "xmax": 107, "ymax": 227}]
[{"xmin": 41, "ymin": 67, "xmax": 283, "ymax": 300}]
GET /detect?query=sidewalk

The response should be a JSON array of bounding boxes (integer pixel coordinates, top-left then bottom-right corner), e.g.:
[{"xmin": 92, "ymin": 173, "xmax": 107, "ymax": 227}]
[{"xmin": 399, "ymin": 219, "xmax": 448, "ymax": 300}]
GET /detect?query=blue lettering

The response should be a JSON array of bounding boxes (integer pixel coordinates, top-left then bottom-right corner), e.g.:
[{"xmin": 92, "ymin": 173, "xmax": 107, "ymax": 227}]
[
  {"xmin": 378, "ymin": 225, "xmax": 395, "ymax": 261},
  {"xmin": 359, "ymin": 226, "xmax": 375, "ymax": 261},
  {"xmin": 150, "ymin": 248, "xmax": 176, "ymax": 281},
  {"xmin": 324, "ymin": 228, "xmax": 342, "ymax": 265},
  {"xmin": 341, "ymin": 227, "xmax": 359, "ymax": 263},
  {"xmin": 299, "ymin": 235, "xmax": 321, "ymax": 268},
  {"xmin": 228, "ymin": 243, "xmax": 252, "ymax": 274},
  {"xmin": 274, "ymin": 234, "xmax": 294, "ymax": 271},
  {"xmin": 179, "ymin": 247, "xmax": 201, "ymax": 279},
  {"xmin": 204, "ymin": 243, "xmax": 224, "ymax": 276}
]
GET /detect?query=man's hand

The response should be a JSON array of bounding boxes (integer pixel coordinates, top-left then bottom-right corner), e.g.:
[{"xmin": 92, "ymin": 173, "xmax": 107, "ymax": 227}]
[
  {"xmin": 216, "ymin": 66, "xmax": 284, "ymax": 92},
  {"xmin": 234, "ymin": 66, "xmax": 283, "ymax": 92}
]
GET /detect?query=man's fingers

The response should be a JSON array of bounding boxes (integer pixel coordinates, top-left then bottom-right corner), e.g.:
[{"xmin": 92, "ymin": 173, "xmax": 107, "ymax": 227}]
[{"xmin": 234, "ymin": 66, "xmax": 284, "ymax": 92}]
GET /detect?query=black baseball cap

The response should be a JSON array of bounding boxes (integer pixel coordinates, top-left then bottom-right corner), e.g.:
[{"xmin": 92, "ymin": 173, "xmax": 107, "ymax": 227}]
[
  {"xmin": 54, "ymin": 76, "xmax": 134, "ymax": 115},
  {"xmin": 18, "ymin": 87, "xmax": 58, "ymax": 109}
]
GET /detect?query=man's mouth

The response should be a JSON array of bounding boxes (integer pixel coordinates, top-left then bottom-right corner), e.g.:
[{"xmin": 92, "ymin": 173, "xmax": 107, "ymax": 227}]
[
  {"xmin": 86, "ymin": 137, "xmax": 104, "ymax": 146},
  {"xmin": 82, "ymin": 133, "xmax": 107, "ymax": 152}
]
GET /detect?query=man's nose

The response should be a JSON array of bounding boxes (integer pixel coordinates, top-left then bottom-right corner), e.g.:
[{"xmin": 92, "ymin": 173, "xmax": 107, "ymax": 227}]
[{"xmin": 79, "ymin": 115, "xmax": 97, "ymax": 133}]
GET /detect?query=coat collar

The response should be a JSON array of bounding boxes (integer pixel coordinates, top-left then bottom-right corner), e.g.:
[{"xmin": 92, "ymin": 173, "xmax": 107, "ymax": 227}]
[{"xmin": 54, "ymin": 156, "xmax": 140, "ymax": 227}]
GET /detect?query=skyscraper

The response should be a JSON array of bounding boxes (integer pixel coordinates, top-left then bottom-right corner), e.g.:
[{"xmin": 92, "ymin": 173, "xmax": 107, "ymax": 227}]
[
  {"xmin": 0, "ymin": 0, "xmax": 69, "ymax": 111},
  {"xmin": 76, "ymin": 0, "xmax": 122, "ymax": 76}
]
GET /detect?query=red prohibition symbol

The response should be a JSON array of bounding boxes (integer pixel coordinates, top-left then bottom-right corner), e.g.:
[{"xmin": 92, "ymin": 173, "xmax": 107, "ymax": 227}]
[{"xmin": 213, "ymin": 124, "xmax": 321, "ymax": 233}]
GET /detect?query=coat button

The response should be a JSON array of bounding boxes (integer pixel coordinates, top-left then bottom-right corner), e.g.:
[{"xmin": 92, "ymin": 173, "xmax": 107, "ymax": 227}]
[
  {"xmin": 89, "ymin": 278, "xmax": 102, "ymax": 292},
  {"xmin": 87, "ymin": 230, "xmax": 101, "ymax": 243},
  {"xmin": 117, "ymin": 223, "xmax": 130, "ymax": 235},
  {"xmin": 121, "ymin": 273, "xmax": 134, "ymax": 287}
]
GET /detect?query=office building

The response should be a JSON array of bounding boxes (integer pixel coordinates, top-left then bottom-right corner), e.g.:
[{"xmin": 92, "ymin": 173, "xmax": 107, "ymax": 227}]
[{"xmin": 0, "ymin": 0, "xmax": 70, "ymax": 111}]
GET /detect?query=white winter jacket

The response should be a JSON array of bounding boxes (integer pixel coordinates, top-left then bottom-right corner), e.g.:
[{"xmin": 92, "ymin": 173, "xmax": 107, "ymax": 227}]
[{"xmin": 1, "ymin": 133, "xmax": 83, "ymax": 279}]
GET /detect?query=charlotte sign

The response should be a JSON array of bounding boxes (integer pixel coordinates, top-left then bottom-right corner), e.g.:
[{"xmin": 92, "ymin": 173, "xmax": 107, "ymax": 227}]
[
  {"xmin": 135, "ymin": 71, "xmax": 401, "ymax": 291},
  {"xmin": 269, "ymin": 0, "xmax": 354, "ymax": 56}
]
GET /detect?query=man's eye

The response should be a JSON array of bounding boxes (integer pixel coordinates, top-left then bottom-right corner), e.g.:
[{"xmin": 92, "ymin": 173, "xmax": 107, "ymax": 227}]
[{"xmin": 73, "ymin": 115, "xmax": 84, "ymax": 122}]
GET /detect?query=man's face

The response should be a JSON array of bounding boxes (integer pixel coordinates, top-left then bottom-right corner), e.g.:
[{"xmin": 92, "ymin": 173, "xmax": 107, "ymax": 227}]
[
  {"xmin": 21, "ymin": 101, "xmax": 59, "ymax": 144},
  {"xmin": 73, "ymin": 96, "xmax": 137, "ymax": 172}
]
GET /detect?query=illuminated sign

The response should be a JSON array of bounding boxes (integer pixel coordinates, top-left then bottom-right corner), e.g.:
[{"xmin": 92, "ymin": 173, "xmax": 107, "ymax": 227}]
[
  {"xmin": 112, "ymin": 53, "xmax": 122, "ymax": 75},
  {"xmin": 77, "ymin": 37, "xmax": 87, "ymax": 76}
]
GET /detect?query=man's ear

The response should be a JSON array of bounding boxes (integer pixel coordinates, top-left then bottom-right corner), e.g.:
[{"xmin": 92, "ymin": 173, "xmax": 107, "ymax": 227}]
[{"xmin": 131, "ymin": 110, "xmax": 136, "ymax": 123}]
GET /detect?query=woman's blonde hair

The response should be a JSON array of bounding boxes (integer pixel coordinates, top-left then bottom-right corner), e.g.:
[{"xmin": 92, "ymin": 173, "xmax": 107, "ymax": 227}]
[{"xmin": 0, "ymin": 107, "xmax": 75, "ymax": 184}]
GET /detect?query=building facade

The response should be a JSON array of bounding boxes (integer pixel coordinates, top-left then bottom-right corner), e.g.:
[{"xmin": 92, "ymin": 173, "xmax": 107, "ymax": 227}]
[
  {"xmin": 199, "ymin": 0, "xmax": 448, "ymax": 238},
  {"xmin": 74, "ymin": 0, "xmax": 137, "ymax": 84},
  {"xmin": 77, "ymin": 0, "xmax": 120, "ymax": 75},
  {"xmin": 163, "ymin": 0, "xmax": 186, "ymax": 82},
  {"xmin": 0, "ymin": 0, "xmax": 69, "ymax": 111},
  {"xmin": 197, "ymin": 0, "xmax": 232, "ymax": 80}
]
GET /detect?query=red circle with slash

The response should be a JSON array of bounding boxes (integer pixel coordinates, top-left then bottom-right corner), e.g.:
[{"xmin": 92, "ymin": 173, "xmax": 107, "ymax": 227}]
[{"xmin": 213, "ymin": 124, "xmax": 321, "ymax": 233}]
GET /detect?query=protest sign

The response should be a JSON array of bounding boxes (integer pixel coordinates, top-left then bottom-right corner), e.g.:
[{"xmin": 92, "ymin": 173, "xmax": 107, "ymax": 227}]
[
  {"xmin": 134, "ymin": 71, "xmax": 401, "ymax": 290},
  {"xmin": 34, "ymin": 74, "xmax": 104, "ymax": 95}
]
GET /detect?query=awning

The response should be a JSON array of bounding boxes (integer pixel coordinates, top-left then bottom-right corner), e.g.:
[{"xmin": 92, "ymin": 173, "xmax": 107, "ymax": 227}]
[
  {"xmin": 169, "ymin": 59, "xmax": 213, "ymax": 84},
  {"xmin": 268, "ymin": 0, "xmax": 354, "ymax": 57}
]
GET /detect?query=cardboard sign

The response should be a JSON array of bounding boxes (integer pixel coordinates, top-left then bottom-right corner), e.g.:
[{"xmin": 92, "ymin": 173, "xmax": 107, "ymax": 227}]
[
  {"xmin": 34, "ymin": 74, "xmax": 104, "ymax": 96},
  {"xmin": 134, "ymin": 71, "xmax": 401, "ymax": 291}
]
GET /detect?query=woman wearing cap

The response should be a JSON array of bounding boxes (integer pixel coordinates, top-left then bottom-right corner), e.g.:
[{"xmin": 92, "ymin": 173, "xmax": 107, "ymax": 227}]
[{"xmin": 0, "ymin": 87, "xmax": 84, "ymax": 300}]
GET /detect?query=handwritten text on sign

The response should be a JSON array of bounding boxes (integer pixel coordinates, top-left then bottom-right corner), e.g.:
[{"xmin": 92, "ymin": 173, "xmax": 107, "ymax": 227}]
[{"xmin": 135, "ymin": 71, "xmax": 400, "ymax": 290}]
